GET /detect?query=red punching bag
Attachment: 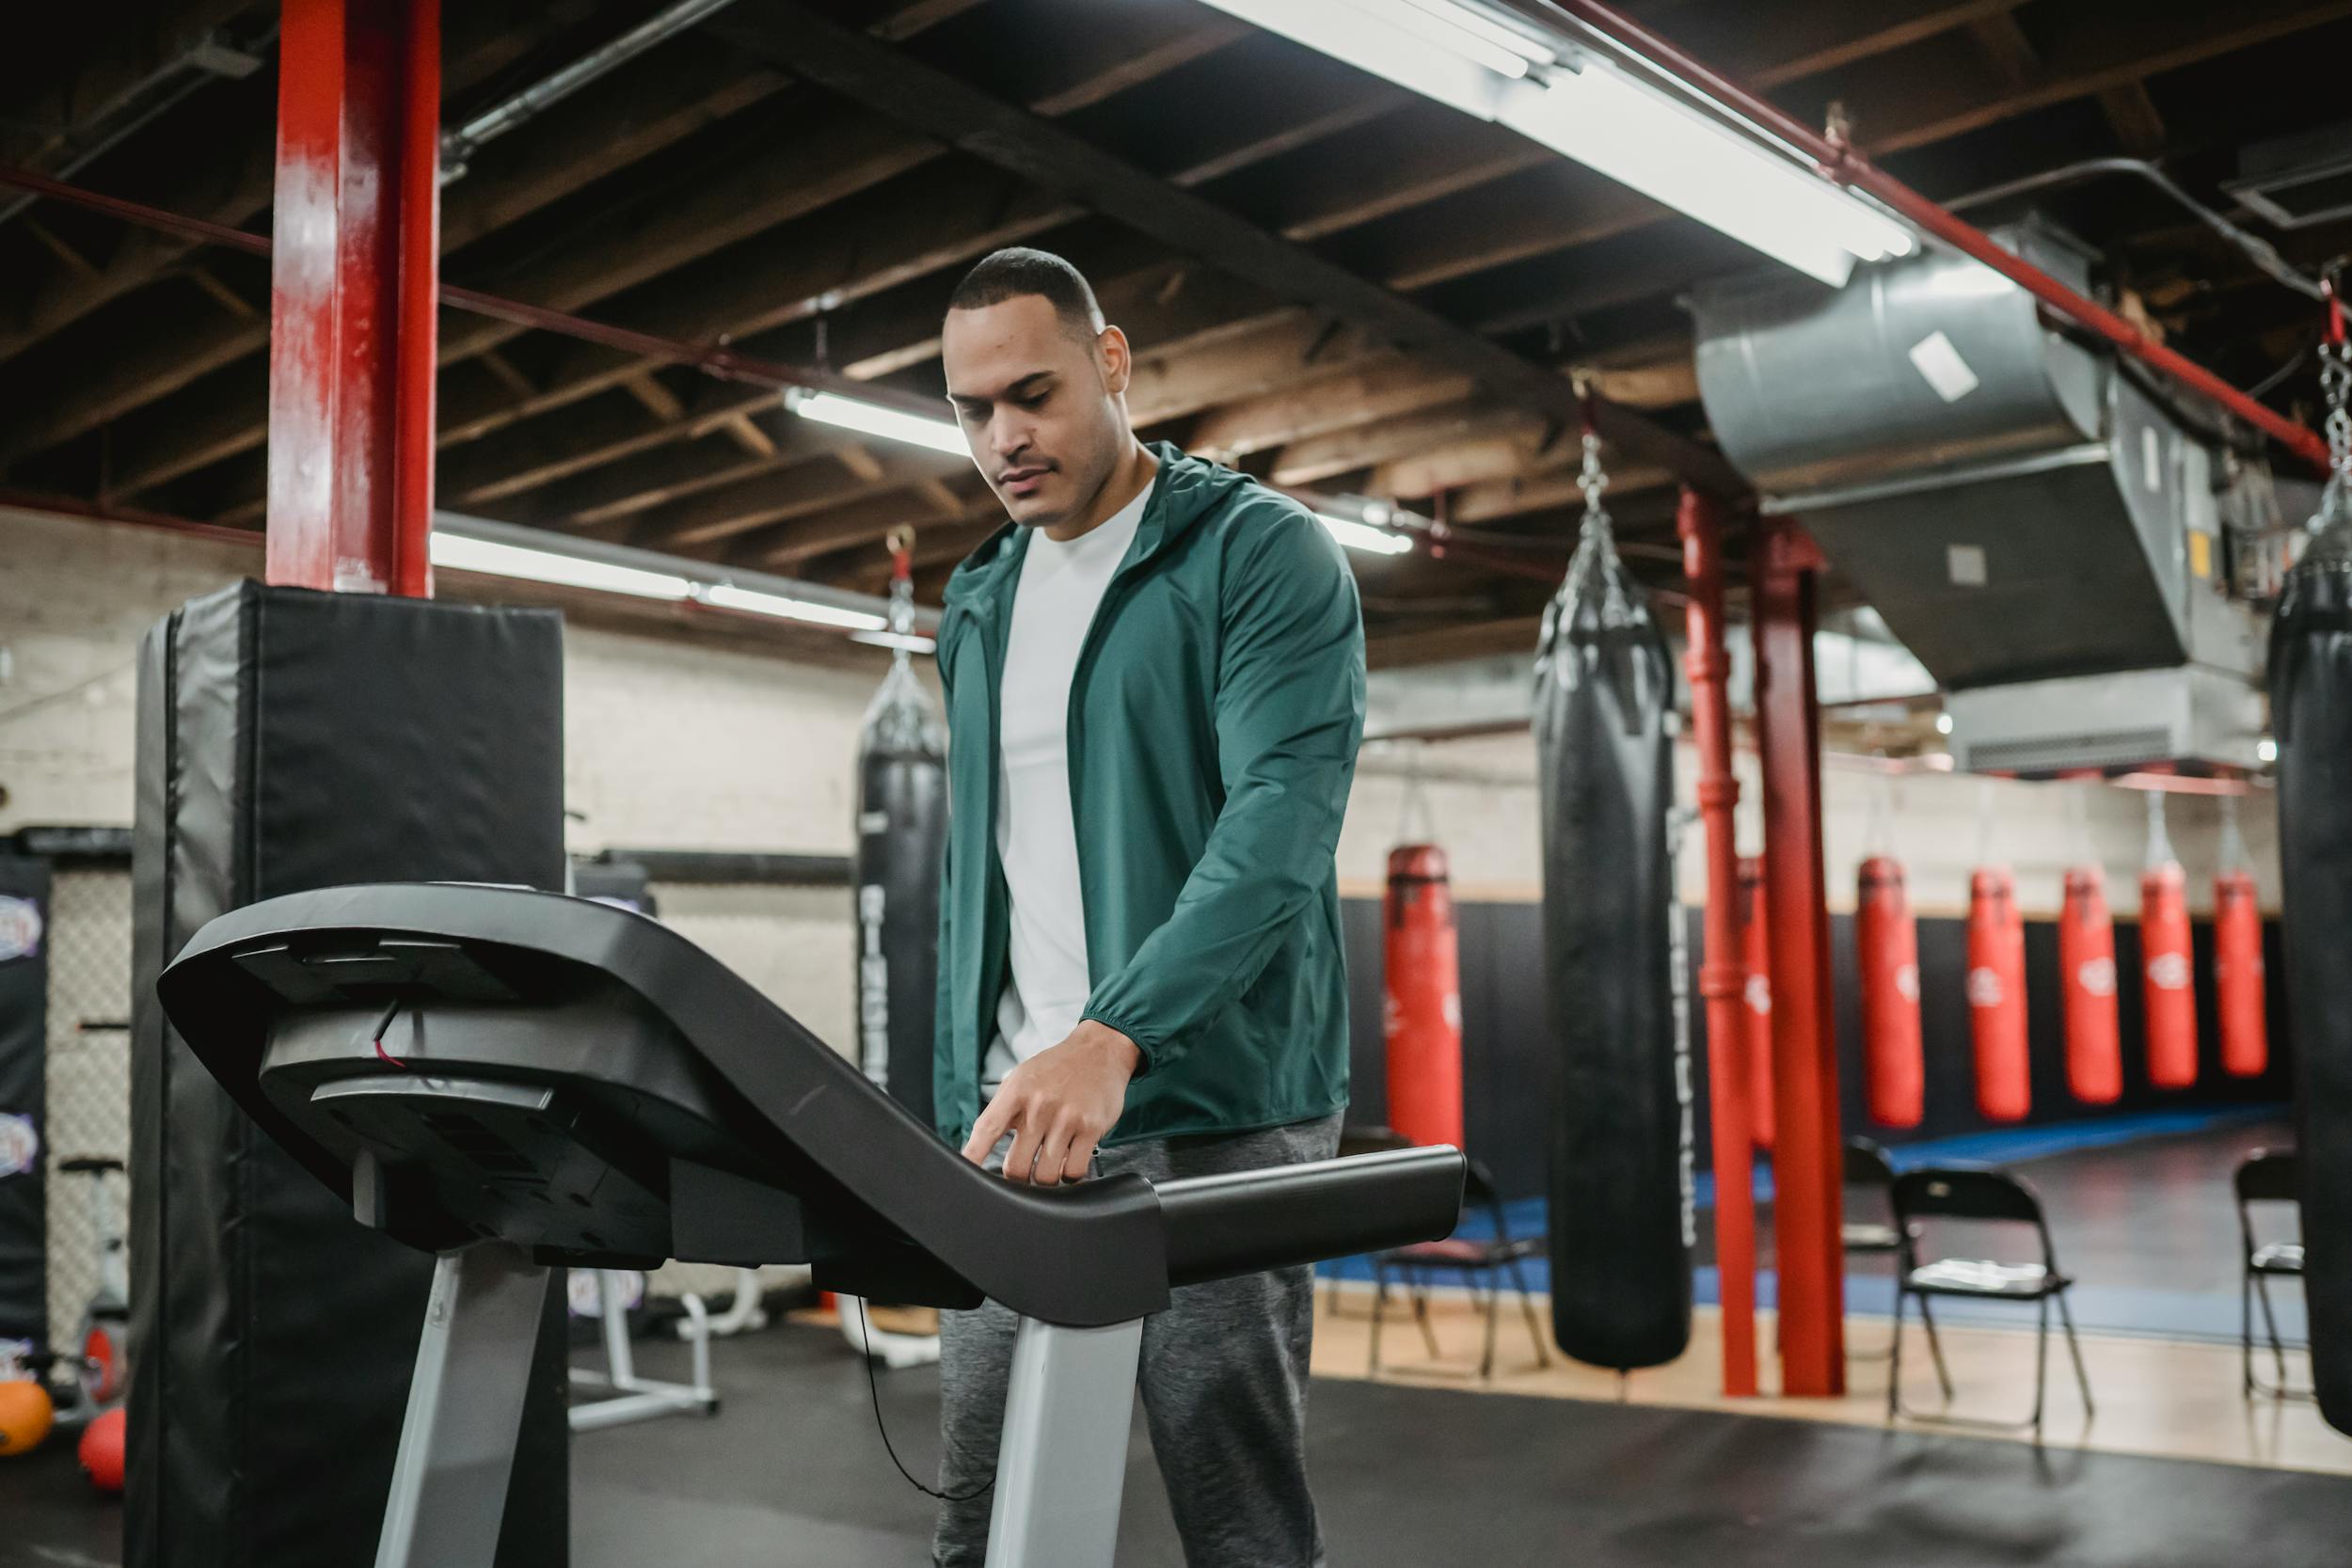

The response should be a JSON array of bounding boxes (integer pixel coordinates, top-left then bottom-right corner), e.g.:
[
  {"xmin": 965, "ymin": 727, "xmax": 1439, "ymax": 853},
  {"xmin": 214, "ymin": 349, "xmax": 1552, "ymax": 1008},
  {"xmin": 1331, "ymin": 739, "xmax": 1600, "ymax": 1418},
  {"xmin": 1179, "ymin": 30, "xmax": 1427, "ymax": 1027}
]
[
  {"xmin": 1855, "ymin": 856, "xmax": 1924, "ymax": 1129},
  {"xmin": 2139, "ymin": 794, "xmax": 2199, "ymax": 1090},
  {"xmin": 2215, "ymin": 797, "xmax": 2268, "ymax": 1079},
  {"xmin": 1967, "ymin": 866, "xmax": 2031, "ymax": 1122},
  {"xmin": 2058, "ymin": 865, "xmax": 2123, "ymax": 1105},
  {"xmin": 1384, "ymin": 843, "xmax": 1464, "ymax": 1148},
  {"xmin": 1737, "ymin": 855, "xmax": 1774, "ymax": 1149}
]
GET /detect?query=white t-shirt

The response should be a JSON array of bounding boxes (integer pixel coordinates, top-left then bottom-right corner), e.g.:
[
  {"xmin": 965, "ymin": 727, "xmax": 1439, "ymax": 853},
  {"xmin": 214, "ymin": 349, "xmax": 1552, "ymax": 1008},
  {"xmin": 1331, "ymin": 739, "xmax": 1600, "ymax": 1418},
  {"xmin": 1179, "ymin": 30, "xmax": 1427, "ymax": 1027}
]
[{"xmin": 983, "ymin": 483, "xmax": 1152, "ymax": 1088}]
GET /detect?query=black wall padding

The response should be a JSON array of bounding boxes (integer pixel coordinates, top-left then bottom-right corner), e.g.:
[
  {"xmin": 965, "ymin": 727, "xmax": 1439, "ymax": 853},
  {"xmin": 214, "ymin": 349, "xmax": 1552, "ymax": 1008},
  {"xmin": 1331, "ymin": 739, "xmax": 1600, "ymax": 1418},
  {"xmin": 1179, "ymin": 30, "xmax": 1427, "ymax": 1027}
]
[
  {"xmin": 128, "ymin": 582, "xmax": 571, "ymax": 1568},
  {"xmin": 1348, "ymin": 903, "xmax": 2295, "ymax": 1205},
  {"xmin": 2271, "ymin": 520, "xmax": 2352, "ymax": 1433},
  {"xmin": 1532, "ymin": 554, "xmax": 1692, "ymax": 1371},
  {"xmin": 0, "ymin": 857, "xmax": 50, "ymax": 1360}
]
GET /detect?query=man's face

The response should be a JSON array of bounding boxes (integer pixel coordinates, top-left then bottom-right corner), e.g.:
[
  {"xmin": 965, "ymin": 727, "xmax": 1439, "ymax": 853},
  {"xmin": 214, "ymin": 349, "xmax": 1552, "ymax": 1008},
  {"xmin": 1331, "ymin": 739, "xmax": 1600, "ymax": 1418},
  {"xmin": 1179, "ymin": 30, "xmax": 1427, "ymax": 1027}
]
[{"xmin": 942, "ymin": 293, "xmax": 1130, "ymax": 531}]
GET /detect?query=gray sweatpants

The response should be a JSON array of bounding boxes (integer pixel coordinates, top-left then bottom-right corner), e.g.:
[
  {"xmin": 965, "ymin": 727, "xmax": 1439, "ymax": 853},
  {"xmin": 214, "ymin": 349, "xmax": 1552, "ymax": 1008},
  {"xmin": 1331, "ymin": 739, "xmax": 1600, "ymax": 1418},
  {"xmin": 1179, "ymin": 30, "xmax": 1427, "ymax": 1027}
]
[{"xmin": 933, "ymin": 1114, "xmax": 1343, "ymax": 1568}]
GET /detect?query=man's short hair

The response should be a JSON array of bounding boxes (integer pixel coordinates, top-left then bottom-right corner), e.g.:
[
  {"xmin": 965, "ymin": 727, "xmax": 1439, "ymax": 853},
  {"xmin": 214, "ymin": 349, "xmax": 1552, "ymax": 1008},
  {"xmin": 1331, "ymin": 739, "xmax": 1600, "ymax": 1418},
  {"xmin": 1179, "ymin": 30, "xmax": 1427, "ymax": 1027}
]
[{"xmin": 946, "ymin": 247, "xmax": 1105, "ymax": 339}]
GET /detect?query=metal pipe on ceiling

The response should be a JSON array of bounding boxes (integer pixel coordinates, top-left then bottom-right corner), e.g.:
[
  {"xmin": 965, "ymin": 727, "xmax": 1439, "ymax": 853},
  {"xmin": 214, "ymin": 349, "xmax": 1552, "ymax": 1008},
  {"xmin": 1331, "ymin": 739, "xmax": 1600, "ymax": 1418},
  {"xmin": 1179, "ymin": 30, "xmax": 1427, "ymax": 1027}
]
[
  {"xmin": 438, "ymin": 0, "xmax": 748, "ymax": 181},
  {"xmin": 1947, "ymin": 156, "xmax": 2325, "ymax": 303},
  {"xmin": 1539, "ymin": 0, "xmax": 2334, "ymax": 475},
  {"xmin": 0, "ymin": 20, "xmax": 272, "ymax": 231}
]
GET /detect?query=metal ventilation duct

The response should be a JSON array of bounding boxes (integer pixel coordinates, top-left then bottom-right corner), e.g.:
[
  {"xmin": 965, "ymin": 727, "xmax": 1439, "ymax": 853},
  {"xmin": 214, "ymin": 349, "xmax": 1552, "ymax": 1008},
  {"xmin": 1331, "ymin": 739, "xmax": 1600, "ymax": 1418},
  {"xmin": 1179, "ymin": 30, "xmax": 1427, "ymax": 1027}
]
[{"xmin": 1691, "ymin": 220, "xmax": 2306, "ymax": 775}]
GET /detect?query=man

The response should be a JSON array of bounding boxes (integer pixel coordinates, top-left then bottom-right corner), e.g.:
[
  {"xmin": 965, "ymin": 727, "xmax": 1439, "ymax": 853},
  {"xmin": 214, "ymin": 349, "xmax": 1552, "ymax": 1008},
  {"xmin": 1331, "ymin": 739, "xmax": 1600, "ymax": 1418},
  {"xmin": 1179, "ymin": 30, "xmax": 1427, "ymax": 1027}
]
[{"xmin": 929, "ymin": 246, "xmax": 1365, "ymax": 1567}]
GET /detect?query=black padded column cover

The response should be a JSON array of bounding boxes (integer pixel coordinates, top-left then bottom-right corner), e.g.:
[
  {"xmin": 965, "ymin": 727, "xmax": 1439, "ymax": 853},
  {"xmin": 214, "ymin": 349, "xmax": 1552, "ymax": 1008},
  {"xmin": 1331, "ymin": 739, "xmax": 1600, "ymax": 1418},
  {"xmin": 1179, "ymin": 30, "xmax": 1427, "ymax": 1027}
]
[
  {"xmin": 2273, "ymin": 509, "xmax": 2352, "ymax": 1433},
  {"xmin": 0, "ymin": 856, "xmax": 49, "ymax": 1363},
  {"xmin": 127, "ymin": 581, "xmax": 570, "ymax": 1568}
]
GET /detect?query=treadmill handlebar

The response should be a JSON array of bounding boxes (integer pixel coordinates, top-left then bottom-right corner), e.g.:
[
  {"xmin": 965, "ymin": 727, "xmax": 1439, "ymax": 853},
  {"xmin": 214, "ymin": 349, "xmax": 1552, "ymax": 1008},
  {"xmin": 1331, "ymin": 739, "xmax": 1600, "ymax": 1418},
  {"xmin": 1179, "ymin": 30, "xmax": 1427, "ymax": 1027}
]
[{"xmin": 1154, "ymin": 1145, "xmax": 1466, "ymax": 1289}]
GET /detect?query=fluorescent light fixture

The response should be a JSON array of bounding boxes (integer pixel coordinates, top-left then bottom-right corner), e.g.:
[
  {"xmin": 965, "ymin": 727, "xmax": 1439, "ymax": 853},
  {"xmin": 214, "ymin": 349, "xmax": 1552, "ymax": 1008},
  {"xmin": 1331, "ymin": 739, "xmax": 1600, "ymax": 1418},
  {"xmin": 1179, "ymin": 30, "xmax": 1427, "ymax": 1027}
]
[
  {"xmin": 1196, "ymin": 0, "xmax": 1916, "ymax": 287},
  {"xmin": 852, "ymin": 629, "xmax": 940, "ymax": 654},
  {"xmin": 1934, "ymin": 711, "xmax": 1955, "ymax": 735},
  {"xmin": 1201, "ymin": 0, "xmax": 1513, "ymax": 119},
  {"xmin": 785, "ymin": 388, "xmax": 966, "ymax": 456},
  {"xmin": 699, "ymin": 581, "xmax": 888, "ymax": 632},
  {"xmin": 1498, "ymin": 55, "xmax": 1915, "ymax": 287},
  {"xmin": 430, "ymin": 529, "xmax": 693, "ymax": 601},
  {"xmin": 2258, "ymin": 736, "xmax": 2280, "ymax": 764},
  {"xmin": 1315, "ymin": 511, "xmax": 1415, "ymax": 556}
]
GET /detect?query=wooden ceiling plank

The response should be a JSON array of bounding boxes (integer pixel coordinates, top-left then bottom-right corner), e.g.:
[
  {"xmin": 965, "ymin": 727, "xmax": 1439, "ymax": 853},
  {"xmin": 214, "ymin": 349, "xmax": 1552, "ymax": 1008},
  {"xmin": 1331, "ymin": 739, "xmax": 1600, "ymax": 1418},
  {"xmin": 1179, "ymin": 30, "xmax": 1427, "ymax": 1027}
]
[{"xmin": 707, "ymin": 2, "xmax": 1739, "ymax": 498}]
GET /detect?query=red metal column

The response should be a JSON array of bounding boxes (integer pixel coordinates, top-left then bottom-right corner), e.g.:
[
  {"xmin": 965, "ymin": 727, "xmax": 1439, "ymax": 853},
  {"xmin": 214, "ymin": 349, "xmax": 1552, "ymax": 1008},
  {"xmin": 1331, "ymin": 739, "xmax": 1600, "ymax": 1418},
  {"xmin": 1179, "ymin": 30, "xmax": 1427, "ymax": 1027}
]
[
  {"xmin": 1679, "ymin": 488, "xmax": 1756, "ymax": 1397},
  {"xmin": 267, "ymin": 0, "xmax": 439, "ymax": 596},
  {"xmin": 1751, "ymin": 518, "xmax": 1846, "ymax": 1397}
]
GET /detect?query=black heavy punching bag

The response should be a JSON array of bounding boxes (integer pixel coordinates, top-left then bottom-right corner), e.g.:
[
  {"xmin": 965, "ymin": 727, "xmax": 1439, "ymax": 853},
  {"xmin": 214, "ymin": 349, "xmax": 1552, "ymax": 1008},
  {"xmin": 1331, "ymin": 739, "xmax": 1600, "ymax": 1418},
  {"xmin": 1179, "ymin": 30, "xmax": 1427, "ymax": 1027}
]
[
  {"xmin": 855, "ymin": 543, "xmax": 948, "ymax": 1125},
  {"xmin": 2273, "ymin": 460, "xmax": 2352, "ymax": 1433},
  {"xmin": 1534, "ymin": 489, "xmax": 1693, "ymax": 1371}
]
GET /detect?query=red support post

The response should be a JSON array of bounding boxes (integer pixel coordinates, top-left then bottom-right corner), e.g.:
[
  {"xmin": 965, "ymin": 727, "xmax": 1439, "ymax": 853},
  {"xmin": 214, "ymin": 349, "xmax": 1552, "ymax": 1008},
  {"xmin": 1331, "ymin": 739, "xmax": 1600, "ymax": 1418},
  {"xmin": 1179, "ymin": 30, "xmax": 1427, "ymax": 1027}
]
[
  {"xmin": 267, "ymin": 0, "xmax": 439, "ymax": 597},
  {"xmin": 1751, "ymin": 518, "xmax": 1846, "ymax": 1397},
  {"xmin": 1678, "ymin": 488, "xmax": 1756, "ymax": 1397}
]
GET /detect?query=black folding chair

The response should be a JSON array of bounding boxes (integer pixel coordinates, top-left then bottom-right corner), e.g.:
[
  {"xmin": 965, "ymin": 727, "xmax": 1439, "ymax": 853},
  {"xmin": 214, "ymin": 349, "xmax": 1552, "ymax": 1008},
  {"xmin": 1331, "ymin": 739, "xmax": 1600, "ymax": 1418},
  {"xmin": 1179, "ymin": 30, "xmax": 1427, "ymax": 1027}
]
[
  {"xmin": 1842, "ymin": 1137, "xmax": 1948, "ymax": 1393},
  {"xmin": 1889, "ymin": 1165, "xmax": 2093, "ymax": 1435},
  {"xmin": 2236, "ymin": 1148, "xmax": 2311, "ymax": 1401},
  {"xmin": 1323, "ymin": 1126, "xmax": 1418, "ymax": 1320},
  {"xmin": 1369, "ymin": 1158, "xmax": 1549, "ymax": 1380}
]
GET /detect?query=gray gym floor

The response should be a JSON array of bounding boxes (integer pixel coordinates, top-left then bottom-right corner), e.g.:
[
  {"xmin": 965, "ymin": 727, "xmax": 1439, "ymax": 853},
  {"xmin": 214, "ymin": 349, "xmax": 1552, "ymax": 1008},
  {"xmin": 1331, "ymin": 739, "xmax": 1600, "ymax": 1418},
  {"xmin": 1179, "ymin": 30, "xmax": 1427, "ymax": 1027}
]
[
  {"xmin": 8, "ymin": 1312, "xmax": 2348, "ymax": 1567},
  {"xmin": 565, "ymin": 1321, "xmax": 2352, "ymax": 1568}
]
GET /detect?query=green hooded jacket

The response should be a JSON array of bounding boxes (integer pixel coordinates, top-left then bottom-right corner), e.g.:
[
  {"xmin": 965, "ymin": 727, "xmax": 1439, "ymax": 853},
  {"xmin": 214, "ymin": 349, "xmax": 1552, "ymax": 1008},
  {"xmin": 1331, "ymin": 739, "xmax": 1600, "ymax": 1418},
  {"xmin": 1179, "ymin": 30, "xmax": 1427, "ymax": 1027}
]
[{"xmin": 931, "ymin": 442, "xmax": 1366, "ymax": 1148}]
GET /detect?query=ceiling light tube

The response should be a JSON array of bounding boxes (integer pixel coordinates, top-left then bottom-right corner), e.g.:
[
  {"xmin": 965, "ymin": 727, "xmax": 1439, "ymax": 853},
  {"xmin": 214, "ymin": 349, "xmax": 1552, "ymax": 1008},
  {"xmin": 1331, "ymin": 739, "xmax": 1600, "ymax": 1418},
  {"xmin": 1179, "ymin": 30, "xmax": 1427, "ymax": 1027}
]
[
  {"xmin": 700, "ymin": 581, "xmax": 889, "ymax": 631},
  {"xmin": 1197, "ymin": 0, "xmax": 1917, "ymax": 286},
  {"xmin": 1315, "ymin": 511, "xmax": 1416, "ymax": 556},
  {"xmin": 1399, "ymin": 0, "xmax": 1557, "ymax": 66},
  {"xmin": 1497, "ymin": 55, "xmax": 1915, "ymax": 286},
  {"xmin": 1200, "ymin": 0, "xmax": 1514, "ymax": 119},
  {"xmin": 784, "ymin": 388, "xmax": 967, "ymax": 456},
  {"xmin": 429, "ymin": 530, "xmax": 694, "ymax": 601}
]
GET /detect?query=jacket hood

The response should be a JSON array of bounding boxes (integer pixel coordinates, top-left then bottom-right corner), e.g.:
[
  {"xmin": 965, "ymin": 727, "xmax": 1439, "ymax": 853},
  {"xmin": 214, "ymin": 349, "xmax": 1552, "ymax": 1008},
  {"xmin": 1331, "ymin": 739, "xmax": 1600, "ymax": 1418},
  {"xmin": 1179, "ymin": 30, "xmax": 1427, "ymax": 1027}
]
[{"xmin": 941, "ymin": 443, "xmax": 1252, "ymax": 610}]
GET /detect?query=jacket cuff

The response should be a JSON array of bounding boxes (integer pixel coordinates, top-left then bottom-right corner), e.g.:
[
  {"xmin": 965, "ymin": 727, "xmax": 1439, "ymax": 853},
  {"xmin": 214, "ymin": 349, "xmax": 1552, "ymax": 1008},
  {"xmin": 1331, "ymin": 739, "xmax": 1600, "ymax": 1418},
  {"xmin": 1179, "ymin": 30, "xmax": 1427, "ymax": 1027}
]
[{"xmin": 1080, "ymin": 1006, "xmax": 1163, "ymax": 1079}]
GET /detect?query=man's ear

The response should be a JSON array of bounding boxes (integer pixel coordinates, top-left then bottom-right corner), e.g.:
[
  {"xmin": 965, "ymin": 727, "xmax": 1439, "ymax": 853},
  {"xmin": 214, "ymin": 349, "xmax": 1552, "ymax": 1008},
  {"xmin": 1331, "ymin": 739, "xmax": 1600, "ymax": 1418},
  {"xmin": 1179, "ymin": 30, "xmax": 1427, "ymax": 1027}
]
[{"xmin": 1097, "ymin": 325, "xmax": 1133, "ymax": 398}]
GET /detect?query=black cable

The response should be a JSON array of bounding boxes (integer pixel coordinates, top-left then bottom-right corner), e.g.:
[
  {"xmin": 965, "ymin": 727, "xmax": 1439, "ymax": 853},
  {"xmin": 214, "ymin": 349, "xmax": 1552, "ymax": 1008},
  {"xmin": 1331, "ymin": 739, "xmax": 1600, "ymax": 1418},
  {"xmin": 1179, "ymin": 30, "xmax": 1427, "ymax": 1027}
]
[{"xmin": 856, "ymin": 1296, "xmax": 993, "ymax": 1504}]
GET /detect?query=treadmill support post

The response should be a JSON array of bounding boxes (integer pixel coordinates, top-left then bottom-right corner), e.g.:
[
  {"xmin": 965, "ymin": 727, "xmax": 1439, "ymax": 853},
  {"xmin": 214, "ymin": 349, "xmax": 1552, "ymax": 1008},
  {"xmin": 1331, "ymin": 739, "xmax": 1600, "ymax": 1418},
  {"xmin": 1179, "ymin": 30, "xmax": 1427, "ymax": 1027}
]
[
  {"xmin": 986, "ymin": 1316, "xmax": 1145, "ymax": 1568},
  {"xmin": 377, "ymin": 1243, "xmax": 550, "ymax": 1568}
]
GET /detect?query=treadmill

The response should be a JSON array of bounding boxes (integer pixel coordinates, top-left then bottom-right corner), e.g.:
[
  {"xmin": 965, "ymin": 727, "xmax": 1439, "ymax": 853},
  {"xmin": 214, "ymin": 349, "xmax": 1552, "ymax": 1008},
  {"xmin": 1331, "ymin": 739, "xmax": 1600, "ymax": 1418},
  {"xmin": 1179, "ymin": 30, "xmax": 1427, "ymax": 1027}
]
[{"xmin": 156, "ymin": 883, "xmax": 1466, "ymax": 1568}]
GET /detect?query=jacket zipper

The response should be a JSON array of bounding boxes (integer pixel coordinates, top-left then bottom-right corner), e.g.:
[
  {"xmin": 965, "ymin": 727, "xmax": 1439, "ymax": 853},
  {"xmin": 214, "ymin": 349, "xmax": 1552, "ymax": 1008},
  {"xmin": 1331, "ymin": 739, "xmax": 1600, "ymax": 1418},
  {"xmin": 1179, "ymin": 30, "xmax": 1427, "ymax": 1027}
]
[
  {"xmin": 1062, "ymin": 534, "xmax": 1156, "ymax": 1001},
  {"xmin": 967, "ymin": 599, "xmax": 1011, "ymax": 1107}
]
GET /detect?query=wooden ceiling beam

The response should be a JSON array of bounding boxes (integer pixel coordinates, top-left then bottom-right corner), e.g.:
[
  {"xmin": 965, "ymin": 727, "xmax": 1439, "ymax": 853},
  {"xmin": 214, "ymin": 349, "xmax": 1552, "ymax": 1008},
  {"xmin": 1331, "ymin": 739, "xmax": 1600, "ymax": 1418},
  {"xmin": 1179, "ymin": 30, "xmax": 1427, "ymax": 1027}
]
[
  {"xmin": 1271, "ymin": 402, "xmax": 1550, "ymax": 489},
  {"xmin": 20, "ymin": 0, "xmax": 988, "ymax": 483},
  {"xmin": 1449, "ymin": 459, "xmax": 1676, "ymax": 525},
  {"xmin": 1189, "ymin": 356, "xmax": 1478, "ymax": 460},
  {"xmin": 633, "ymin": 447, "xmax": 966, "ymax": 551},
  {"xmin": 437, "ymin": 38, "xmax": 786, "ymax": 253},
  {"xmin": 822, "ymin": 513, "xmax": 1005, "ymax": 594},
  {"xmin": 708, "ymin": 2, "xmax": 1740, "ymax": 499},
  {"xmin": 0, "ymin": 0, "xmax": 606, "ymax": 366},
  {"xmin": 752, "ymin": 484, "xmax": 984, "ymax": 568},
  {"xmin": 1819, "ymin": 0, "xmax": 2352, "ymax": 156},
  {"xmin": 1127, "ymin": 312, "xmax": 1386, "ymax": 426},
  {"xmin": 1692, "ymin": 0, "xmax": 2028, "ymax": 87},
  {"xmin": 2097, "ymin": 81, "xmax": 2169, "ymax": 155}
]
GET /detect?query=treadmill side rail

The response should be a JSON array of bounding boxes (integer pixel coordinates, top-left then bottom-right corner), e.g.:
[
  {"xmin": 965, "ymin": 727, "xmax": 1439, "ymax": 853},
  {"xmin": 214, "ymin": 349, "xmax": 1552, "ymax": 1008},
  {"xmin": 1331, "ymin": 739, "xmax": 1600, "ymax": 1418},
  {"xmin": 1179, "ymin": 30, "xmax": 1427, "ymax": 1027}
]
[{"xmin": 376, "ymin": 1243, "xmax": 550, "ymax": 1568}]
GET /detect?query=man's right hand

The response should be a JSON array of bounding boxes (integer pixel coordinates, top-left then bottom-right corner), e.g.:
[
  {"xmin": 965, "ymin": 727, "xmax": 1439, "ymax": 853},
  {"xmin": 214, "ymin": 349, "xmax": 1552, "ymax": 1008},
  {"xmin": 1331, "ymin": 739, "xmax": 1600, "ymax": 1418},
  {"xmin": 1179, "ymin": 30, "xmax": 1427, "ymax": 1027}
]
[{"xmin": 962, "ymin": 1021, "xmax": 1140, "ymax": 1186}]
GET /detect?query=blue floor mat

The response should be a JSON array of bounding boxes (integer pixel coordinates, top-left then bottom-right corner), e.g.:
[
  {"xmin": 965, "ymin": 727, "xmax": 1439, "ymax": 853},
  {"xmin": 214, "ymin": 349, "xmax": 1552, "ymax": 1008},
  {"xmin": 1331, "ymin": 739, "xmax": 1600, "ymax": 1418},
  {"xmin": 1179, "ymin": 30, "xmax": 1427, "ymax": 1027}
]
[{"xmin": 1317, "ymin": 1105, "xmax": 2298, "ymax": 1344}]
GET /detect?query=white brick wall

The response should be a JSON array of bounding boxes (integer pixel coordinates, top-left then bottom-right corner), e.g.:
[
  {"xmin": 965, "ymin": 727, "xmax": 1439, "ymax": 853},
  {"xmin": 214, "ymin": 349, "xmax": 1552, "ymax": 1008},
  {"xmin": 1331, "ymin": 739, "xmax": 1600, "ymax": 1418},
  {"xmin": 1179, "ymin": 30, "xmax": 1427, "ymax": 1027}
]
[{"xmin": 1, "ymin": 501, "xmax": 2286, "ymax": 959}]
